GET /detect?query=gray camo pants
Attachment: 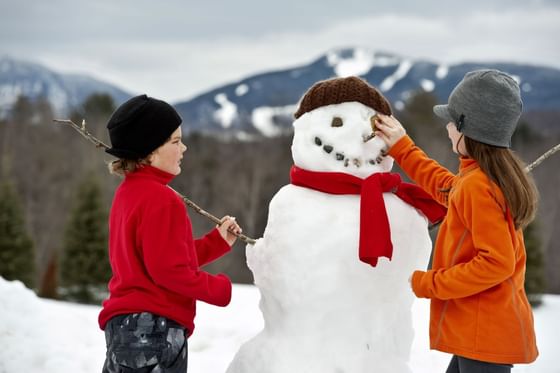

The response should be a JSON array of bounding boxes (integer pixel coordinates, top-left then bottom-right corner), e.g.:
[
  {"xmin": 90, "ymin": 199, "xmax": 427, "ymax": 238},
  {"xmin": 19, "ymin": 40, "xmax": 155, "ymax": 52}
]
[
  {"xmin": 446, "ymin": 355, "xmax": 513, "ymax": 373},
  {"xmin": 102, "ymin": 312, "xmax": 188, "ymax": 373}
]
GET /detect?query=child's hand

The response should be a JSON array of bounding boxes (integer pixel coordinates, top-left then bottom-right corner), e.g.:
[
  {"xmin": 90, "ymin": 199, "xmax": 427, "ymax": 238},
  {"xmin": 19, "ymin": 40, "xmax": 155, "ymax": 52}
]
[
  {"xmin": 217, "ymin": 215, "xmax": 242, "ymax": 246},
  {"xmin": 374, "ymin": 114, "xmax": 407, "ymax": 149}
]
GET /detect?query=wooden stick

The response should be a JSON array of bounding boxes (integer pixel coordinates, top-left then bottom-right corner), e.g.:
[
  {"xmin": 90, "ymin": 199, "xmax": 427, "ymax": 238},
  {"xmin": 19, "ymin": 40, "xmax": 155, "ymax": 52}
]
[
  {"xmin": 526, "ymin": 143, "xmax": 560, "ymax": 172},
  {"xmin": 53, "ymin": 119, "xmax": 257, "ymax": 245}
]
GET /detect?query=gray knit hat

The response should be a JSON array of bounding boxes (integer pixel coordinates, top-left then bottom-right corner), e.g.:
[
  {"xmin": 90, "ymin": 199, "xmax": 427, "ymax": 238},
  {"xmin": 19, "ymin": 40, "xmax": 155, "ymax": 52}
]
[{"xmin": 433, "ymin": 69, "xmax": 522, "ymax": 148}]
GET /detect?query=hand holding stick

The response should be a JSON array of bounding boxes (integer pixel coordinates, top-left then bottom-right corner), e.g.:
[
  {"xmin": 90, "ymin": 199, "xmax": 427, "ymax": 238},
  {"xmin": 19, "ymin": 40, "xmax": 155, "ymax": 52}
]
[{"xmin": 53, "ymin": 119, "xmax": 257, "ymax": 245}]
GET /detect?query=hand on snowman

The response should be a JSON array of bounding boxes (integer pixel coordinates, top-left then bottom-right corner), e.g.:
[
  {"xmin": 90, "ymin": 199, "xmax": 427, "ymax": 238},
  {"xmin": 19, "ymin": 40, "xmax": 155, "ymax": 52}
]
[
  {"xmin": 217, "ymin": 215, "xmax": 243, "ymax": 246},
  {"xmin": 374, "ymin": 114, "xmax": 407, "ymax": 149}
]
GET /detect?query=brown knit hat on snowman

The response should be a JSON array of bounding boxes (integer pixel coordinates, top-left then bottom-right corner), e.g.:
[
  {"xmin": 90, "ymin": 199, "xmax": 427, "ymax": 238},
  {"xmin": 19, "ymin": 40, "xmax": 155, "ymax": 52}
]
[{"xmin": 294, "ymin": 76, "xmax": 392, "ymax": 119}]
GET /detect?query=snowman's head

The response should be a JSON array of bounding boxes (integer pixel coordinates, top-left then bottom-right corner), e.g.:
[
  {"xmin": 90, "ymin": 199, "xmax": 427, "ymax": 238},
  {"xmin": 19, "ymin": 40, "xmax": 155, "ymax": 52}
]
[{"xmin": 291, "ymin": 77, "xmax": 394, "ymax": 179}]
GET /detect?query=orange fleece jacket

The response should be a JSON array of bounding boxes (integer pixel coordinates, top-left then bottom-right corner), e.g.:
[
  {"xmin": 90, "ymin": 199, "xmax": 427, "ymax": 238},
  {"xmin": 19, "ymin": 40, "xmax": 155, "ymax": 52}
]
[{"xmin": 389, "ymin": 135, "xmax": 538, "ymax": 364}]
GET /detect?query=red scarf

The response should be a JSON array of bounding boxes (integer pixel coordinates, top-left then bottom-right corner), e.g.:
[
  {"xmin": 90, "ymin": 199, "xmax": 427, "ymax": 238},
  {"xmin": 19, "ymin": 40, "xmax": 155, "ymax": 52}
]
[{"xmin": 290, "ymin": 165, "xmax": 447, "ymax": 267}]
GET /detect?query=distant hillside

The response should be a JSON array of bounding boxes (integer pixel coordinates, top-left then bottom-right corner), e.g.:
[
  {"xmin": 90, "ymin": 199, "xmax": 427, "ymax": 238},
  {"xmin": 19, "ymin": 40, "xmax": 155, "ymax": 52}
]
[
  {"xmin": 2, "ymin": 50, "xmax": 559, "ymax": 136},
  {"xmin": 173, "ymin": 47, "xmax": 560, "ymax": 137},
  {"xmin": 0, "ymin": 56, "xmax": 132, "ymax": 117}
]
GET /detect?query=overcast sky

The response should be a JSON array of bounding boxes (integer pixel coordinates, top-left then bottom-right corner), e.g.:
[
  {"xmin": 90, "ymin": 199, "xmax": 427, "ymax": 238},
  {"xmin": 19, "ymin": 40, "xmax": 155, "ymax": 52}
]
[{"xmin": 1, "ymin": 0, "xmax": 559, "ymax": 103}]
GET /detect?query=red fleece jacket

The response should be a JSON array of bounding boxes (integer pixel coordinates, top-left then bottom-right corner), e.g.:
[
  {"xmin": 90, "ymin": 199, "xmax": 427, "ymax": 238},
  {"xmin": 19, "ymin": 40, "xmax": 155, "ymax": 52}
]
[{"xmin": 98, "ymin": 165, "xmax": 232, "ymax": 336}]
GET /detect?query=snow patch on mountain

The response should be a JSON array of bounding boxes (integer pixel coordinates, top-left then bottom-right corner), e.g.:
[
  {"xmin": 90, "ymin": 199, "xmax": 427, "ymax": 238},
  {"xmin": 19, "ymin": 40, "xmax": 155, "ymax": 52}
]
[
  {"xmin": 235, "ymin": 84, "xmax": 249, "ymax": 96},
  {"xmin": 380, "ymin": 60, "xmax": 413, "ymax": 91},
  {"xmin": 214, "ymin": 93, "xmax": 237, "ymax": 128},
  {"xmin": 420, "ymin": 79, "xmax": 435, "ymax": 92},
  {"xmin": 435, "ymin": 65, "xmax": 448, "ymax": 79},
  {"xmin": 251, "ymin": 104, "xmax": 296, "ymax": 137},
  {"xmin": 327, "ymin": 48, "xmax": 375, "ymax": 77}
]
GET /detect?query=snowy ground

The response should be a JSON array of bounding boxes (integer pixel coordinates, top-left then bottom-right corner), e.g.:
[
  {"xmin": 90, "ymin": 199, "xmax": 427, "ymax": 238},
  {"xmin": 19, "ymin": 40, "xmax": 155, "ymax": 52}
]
[{"xmin": 0, "ymin": 278, "xmax": 558, "ymax": 373}]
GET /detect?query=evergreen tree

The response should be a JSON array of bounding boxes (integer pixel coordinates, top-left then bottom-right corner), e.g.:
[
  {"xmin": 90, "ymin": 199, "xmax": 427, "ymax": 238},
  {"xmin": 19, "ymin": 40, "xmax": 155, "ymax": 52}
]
[
  {"xmin": 0, "ymin": 179, "xmax": 35, "ymax": 288},
  {"xmin": 524, "ymin": 220, "xmax": 546, "ymax": 307},
  {"xmin": 61, "ymin": 174, "xmax": 110, "ymax": 303}
]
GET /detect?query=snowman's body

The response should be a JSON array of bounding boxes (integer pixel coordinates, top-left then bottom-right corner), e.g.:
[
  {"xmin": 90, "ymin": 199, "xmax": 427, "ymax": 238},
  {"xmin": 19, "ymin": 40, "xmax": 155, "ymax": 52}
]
[{"xmin": 227, "ymin": 101, "xmax": 433, "ymax": 373}]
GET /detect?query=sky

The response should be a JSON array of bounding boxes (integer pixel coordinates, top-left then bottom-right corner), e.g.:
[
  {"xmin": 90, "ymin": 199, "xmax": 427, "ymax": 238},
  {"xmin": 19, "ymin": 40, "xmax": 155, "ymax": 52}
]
[{"xmin": 1, "ymin": 0, "xmax": 559, "ymax": 103}]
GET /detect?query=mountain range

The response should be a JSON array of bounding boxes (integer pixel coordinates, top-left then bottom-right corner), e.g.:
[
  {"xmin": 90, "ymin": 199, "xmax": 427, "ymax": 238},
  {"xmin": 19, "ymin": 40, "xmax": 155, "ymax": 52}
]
[
  {"xmin": 0, "ymin": 56, "xmax": 130, "ymax": 118},
  {"xmin": 2, "ymin": 49, "xmax": 560, "ymax": 137}
]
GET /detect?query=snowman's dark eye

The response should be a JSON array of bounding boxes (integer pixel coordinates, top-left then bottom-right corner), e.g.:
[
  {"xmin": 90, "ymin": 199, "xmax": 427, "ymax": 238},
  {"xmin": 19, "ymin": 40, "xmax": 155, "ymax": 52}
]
[{"xmin": 331, "ymin": 117, "xmax": 343, "ymax": 127}]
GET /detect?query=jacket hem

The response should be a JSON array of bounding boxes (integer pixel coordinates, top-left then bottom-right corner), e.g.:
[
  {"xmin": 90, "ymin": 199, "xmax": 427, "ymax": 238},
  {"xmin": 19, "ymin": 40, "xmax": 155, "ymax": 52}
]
[{"xmin": 432, "ymin": 343, "xmax": 538, "ymax": 364}]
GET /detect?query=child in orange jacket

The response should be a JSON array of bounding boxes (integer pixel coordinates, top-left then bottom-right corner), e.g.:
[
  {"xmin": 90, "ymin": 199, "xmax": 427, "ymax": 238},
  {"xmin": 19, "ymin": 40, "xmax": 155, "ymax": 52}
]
[{"xmin": 375, "ymin": 70, "xmax": 538, "ymax": 372}]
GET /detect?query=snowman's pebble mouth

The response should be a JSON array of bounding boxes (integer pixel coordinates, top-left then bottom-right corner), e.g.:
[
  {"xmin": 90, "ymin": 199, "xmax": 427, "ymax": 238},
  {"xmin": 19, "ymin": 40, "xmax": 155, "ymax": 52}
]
[{"xmin": 314, "ymin": 136, "xmax": 386, "ymax": 168}]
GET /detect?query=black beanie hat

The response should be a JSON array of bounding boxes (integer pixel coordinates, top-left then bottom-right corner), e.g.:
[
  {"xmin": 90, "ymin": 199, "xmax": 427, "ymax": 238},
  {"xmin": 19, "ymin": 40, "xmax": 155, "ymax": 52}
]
[{"xmin": 105, "ymin": 94, "xmax": 182, "ymax": 159}]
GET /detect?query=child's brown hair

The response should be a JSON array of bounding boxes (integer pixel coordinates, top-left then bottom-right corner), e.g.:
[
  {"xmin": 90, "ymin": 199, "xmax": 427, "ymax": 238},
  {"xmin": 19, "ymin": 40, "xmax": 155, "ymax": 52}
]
[{"xmin": 465, "ymin": 137, "xmax": 538, "ymax": 229}]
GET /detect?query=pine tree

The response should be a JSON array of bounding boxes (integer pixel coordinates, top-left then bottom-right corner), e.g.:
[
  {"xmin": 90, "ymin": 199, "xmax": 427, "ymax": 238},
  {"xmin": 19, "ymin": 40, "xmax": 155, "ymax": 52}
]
[
  {"xmin": 0, "ymin": 179, "xmax": 35, "ymax": 288},
  {"xmin": 61, "ymin": 174, "xmax": 110, "ymax": 303},
  {"xmin": 524, "ymin": 220, "xmax": 546, "ymax": 307}
]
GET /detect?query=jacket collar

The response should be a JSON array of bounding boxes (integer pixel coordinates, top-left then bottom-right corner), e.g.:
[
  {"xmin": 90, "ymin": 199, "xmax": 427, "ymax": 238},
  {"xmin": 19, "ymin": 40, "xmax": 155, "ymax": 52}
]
[
  {"xmin": 125, "ymin": 164, "xmax": 175, "ymax": 185},
  {"xmin": 459, "ymin": 157, "xmax": 478, "ymax": 176}
]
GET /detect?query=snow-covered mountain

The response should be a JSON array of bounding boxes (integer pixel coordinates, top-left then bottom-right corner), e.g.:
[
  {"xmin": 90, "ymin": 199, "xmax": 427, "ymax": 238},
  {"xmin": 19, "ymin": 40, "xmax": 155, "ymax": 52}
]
[
  {"xmin": 174, "ymin": 47, "xmax": 560, "ymax": 137},
  {"xmin": 0, "ymin": 56, "xmax": 131, "ymax": 117},
  {"xmin": 2, "ymin": 49, "xmax": 559, "ymax": 137}
]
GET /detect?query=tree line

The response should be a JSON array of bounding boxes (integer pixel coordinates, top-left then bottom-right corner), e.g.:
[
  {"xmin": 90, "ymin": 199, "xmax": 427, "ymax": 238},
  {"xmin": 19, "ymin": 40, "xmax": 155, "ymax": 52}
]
[{"xmin": 0, "ymin": 92, "xmax": 553, "ymax": 305}]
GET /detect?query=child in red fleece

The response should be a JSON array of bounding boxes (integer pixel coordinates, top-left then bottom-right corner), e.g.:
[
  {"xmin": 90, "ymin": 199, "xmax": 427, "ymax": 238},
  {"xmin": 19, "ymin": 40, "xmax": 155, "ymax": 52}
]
[{"xmin": 98, "ymin": 94, "xmax": 242, "ymax": 373}]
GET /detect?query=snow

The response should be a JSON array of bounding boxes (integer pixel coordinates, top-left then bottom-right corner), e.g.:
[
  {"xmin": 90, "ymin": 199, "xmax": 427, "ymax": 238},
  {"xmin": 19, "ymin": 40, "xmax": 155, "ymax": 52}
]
[
  {"xmin": 213, "ymin": 93, "xmax": 237, "ymax": 128},
  {"xmin": 373, "ymin": 54, "xmax": 401, "ymax": 67},
  {"xmin": 436, "ymin": 65, "xmax": 449, "ymax": 79},
  {"xmin": 326, "ymin": 48, "xmax": 404, "ymax": 78},
  {"xmin": 380, "ymin": 60, "xmax": 413, "ymax": 92},
  {"xmin": 251, "ymin": 104, "xmax": 296, "ymax": 137},
  {"xmin": 234, "ymin": 84, "xmax": 248, "ymax": 96},
  {"xmin": 290, "ymin": 101, "xmax": 393, "ymax": 178},
  {"xmin": 420, "ymin": 79, "xmax": 435, "ymax": 92},
  {"xmin": 228, "ymin": 100, "xmax": 433, "ymax": 372},
  {"xmin": 0, "ymin": 277, "xmax": 556, "ymax": 373},
  {"xmin": 327, "ymin": 48, "xmax": 376, "ymax": 77}
]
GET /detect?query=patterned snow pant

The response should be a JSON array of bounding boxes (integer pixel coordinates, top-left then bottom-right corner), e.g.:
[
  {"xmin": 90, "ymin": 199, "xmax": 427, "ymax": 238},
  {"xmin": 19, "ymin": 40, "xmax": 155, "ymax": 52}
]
[{"xmin": 102, "ymin": 312, "xmax": 188, "ymax": 373}]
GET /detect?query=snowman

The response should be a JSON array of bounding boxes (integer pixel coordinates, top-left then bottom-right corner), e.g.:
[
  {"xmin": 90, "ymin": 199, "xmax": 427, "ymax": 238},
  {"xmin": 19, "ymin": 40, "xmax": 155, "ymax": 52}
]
[{"xmin": 227, "ymin": 77, "xmax": 445, "ymax": 373}]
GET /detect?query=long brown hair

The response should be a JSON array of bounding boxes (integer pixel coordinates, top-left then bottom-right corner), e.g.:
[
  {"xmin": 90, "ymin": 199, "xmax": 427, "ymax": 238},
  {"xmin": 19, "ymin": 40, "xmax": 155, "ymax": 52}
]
[{"xmin": 464, "ymin": 137, "xmax": 538, "ymax": 229}]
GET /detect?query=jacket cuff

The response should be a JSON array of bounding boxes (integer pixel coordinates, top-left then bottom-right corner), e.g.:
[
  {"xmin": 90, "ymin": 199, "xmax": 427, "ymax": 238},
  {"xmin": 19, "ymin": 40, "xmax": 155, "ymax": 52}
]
[
  {"xmin": 388, "ymin": 135, "xmax": 414, "ymax": 159},
  {"xmin": 411, "ymin": 270, "xmax": 429, "ymax": 298},
  {"xmin": 209, "ymin": 227, "xmax": 231, "ymax": 251},
  {"xmin": 211, "ymin": 273, "xmax": 232, "ymax": 307}
]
